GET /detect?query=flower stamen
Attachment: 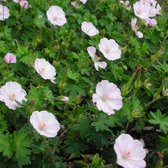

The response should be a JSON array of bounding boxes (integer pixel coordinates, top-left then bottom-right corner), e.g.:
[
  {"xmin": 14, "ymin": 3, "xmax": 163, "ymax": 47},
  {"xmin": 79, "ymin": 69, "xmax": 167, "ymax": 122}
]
[
  {"xmin": 39, "ymin": 68, "xmax": 45, "ymax": 75},
  {"xmin": 101, "ymin": 95, "xmax": 109, "ymax": 101},
  {"xmin": 39, "ymin": 122, "xmax": 47, "ymax": 130},
  {"xmin": 122, "ymin": 151, "xmax": 131, "ymax": 159},
  {"xmin": 9, "ymin": 94, "xmax": 16, "ymax": 101}
]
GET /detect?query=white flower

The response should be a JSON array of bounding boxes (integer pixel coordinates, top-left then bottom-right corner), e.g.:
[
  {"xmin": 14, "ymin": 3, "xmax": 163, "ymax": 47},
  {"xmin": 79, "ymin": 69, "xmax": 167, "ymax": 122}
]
[
  {"xmin": 34, "ymin": 58, "xmax": 56, "ymax": 83},
  {"xmin": 114, "ymin": 134, "xmax": 147, "ymax": 168},
  {"xmin": 133, "ymin": 0, "xmax": 161, "ymax": 20},
  {"xmin": 135, "ymin": 31, "xmax": 144, "ymax": 38},
  {"xmin": 30, "ymin": 111, "xmax": 60, "ymax": 138},
  {"xmin": 0, "ymin": 81, "xmax": 27, "ymax": 110},
  {"xmin": 148, "ymin": 0, "xmax": 161, "ymax": 17},
  {"xmin": 81, "ymin": 21, "xmax": 99, "ymax": 37},
  {"xmin": 98, "ymin": 38, "xmax": 121, "ymax": 61},
  {"xmin": 87, "ymin": 46, "xmax": 107, "ymax": 71},
  {"xmin": 0, "ymin": 5, "xmax": 10, "ymax": 21},
  {"xmin": 80, "ymin": 0, "xmax": 87, "ymax": 4},
  {"xmin": 92, "ymin": 80, "xmax": 122, "ymax": 115},
  {"xmin": 133, "ymin": 1, "xmax": 151, "ymax": 19},
  {"xmin": 46, "ymin": 6, "xmax": 67, "ymax": 26}
]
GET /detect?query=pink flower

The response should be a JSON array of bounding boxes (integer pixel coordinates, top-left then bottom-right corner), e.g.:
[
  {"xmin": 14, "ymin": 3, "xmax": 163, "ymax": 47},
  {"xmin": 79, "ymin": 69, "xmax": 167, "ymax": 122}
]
[
  {"xmin": 114, "ymin": 134, "xmax": 147, "ymax": 168},
  {"xmin": 4, "ymin": 53, "xmax": 16, "ymax": 64},
  {"xmin": 19, "ymin": 0, "xmax": 29, "ymax": 9},
  {"xmin": 145, "ymin": 18, "xmax": 157, "ymax": 27}
]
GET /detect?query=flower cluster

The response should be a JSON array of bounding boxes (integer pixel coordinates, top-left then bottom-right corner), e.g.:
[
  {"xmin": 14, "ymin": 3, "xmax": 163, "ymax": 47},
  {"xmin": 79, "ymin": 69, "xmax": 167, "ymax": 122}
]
[
  {"xmin": 120, "ymin": 0, "xmax": 161, "ymax": 38},
  {"xmin": 2, "ymin": 0, "xmax": 165, "ymax": 166}
]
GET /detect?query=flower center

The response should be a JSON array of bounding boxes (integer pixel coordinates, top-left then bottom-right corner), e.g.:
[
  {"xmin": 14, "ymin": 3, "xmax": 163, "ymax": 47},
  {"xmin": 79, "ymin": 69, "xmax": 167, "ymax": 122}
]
[
  {"xmin": 122, "ymin": 151, "xmax": 131, "ymax": 159},
  {"xmin": 53, "ymin": 17, "xmax": 58, "ymax": 22},
  {"xmin": 105, "ymin": 48, "xmax": 110, "ymax": 54},
  {"xmin": 9, "ymin": 94, "xmax": 16, "ymax": 101},
  {"xmin": 137, "ymin": 9, "xmax": 142, "ymax": 15},
  {"xmin": 39, "ymin": 68, "xmax": 45, "ymax": 75},
  {"xmin": 101, "ymin": 95, "xmax": 109, "ymax": 101},
  {"xmin": 39, "ymin": 122, "xmax": 47, "ymax": 130}
]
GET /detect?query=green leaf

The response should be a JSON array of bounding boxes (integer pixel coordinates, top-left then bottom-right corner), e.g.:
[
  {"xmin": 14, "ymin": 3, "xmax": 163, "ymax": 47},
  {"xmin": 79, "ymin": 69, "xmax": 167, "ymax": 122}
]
[
  {"xmin": 65, "ymin": 83, "xmax": 86, "ymax": 96},
  {"xmin": 13, "ymin": 129, "xmax": 32, "ymax": 167},
  {"xmin": 20, "ymin": 53, "xmax": 35, "ymax": 65},
  {"xmin": 149, "ymin": 110, "xmax": 168, "ymax": 134},
  {"xmin": 122, "ymin": 96, "xmax": 144, "ymax": 121},
  {"xmin": 27, "ymin": 86, "xmax": 44, "ymax": 107},
  {"xmin": 72, "ymin": 116, "xmax": 91, "ymax": 138},
  {"xmin": 34, "ymin": 11, "xmax": 45, "ymax": 28},
  {"xmin": 67, "ymin": 69, "xmax": 80, "ymax": 82},
  {"xmin": 91, "ymin": 114, "xmax": 109, "ymax": 132},
  {"xmin": 0, "ymin": 133, "xmax": 13, "ymax": 158},
  {"xmin": 0, "ymin": 113, "xmax": 7, "ymax": 133}
]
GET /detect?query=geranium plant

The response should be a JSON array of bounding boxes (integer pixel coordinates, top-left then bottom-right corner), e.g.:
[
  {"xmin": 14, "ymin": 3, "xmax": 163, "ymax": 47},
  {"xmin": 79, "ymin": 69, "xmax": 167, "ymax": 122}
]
[{"xmin": 0, "ymin": 0, "xmax": 167, "ymax": 167}]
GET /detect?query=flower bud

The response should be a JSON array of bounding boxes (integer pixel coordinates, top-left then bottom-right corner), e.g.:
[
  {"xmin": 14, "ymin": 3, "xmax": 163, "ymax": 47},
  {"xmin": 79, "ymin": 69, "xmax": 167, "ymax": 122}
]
[
  {"xmin": 4, "ymin": 53, "xmax": 16, "ymax": 64},
  {"xmin": 58, "ymin": 96, "xmax": 69, "ymax": 102},
  {"xmin": 148, "ymin": 18, "xmax": 157, "ymax": 27},
  {"xmin": 19, "ymin": 0, "xmax": 29, "ymax": 9},
  {"xmin": 135, "ymin": 31, "xmax": 143, "ymax": 39}
]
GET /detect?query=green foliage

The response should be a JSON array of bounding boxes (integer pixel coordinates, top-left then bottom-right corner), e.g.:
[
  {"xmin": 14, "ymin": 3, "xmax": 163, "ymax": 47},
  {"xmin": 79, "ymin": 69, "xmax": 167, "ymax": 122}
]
[
  {"xmin": 149, "ymin": 110, "xmax": 168, "ymax": 134},
  {"xmin": 0, "ymin": 113, "xmax": 7, "ymax": 133},
  {"xmin": 13, "ymin": 130, "xmax": 32, "ymax": 167},
  {"xmin": 91, "ymin": 113, "xmax": 122, "ymax": 132},
  {"xmin": 122, "ymin": 96, "xmax": 144, "ymax": 121},
  {"xmin": 75, "ymin": 154, "xmax": 104, "ymax": 168},
  {"xmin": 0, "ymin": 133, "xmax": 13, "ymax": 158},
  {"xmin": 0, "ymin": 130, "xmax": 32, "ymax": 167},
  {"xmin": 0, "ymin": 0, "xmax": 167, "ymax": 167}
]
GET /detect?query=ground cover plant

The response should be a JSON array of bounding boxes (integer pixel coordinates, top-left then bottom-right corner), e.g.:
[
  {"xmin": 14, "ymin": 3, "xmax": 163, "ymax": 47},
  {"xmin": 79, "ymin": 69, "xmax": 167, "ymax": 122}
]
[{"xmin": 0, "ymin": 0, "xmax": 168, "ymax": 167}]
